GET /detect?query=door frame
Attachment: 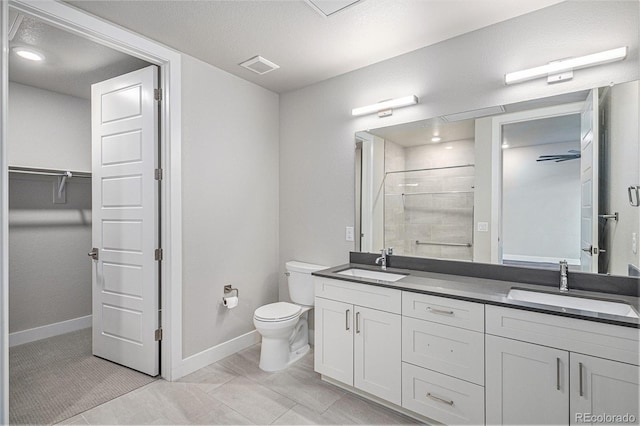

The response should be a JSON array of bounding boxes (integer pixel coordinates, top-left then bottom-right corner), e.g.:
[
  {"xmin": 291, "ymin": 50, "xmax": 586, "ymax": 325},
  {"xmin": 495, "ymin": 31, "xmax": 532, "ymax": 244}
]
[
  {"xmin": 489, "ymin": 102, "xmax": 584, "ymax": 264},
  {"xmin": 0, "ymin": 0, "xmax": 184, "ymax": 418}
]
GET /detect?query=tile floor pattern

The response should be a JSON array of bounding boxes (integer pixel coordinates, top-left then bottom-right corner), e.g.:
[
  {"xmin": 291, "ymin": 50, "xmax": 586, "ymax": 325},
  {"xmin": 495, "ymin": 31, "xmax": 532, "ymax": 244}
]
[{"xmin": 56, "ymin": 344, "xmax": 420, "ymax": 425}]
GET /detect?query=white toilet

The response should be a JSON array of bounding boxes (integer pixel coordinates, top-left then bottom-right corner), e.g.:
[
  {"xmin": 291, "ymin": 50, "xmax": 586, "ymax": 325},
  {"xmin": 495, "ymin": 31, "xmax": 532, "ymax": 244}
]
[{"xmin": 253, "ymin": 260, "xmax": 326, "ymax": 372}]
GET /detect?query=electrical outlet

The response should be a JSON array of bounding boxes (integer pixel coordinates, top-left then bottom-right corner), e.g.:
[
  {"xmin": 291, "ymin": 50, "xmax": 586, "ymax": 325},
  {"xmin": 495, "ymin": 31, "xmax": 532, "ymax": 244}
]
[
  {"xmin": 632, "ymin": 232, "xmax": 637, "ymax": 254},
  {"xmin": 477, "ymin": 222, "xmax": 489, "ymax": 232},
  {"xmin": 346, "ymin": 226, "xmax": 355, "ymax": 242}
]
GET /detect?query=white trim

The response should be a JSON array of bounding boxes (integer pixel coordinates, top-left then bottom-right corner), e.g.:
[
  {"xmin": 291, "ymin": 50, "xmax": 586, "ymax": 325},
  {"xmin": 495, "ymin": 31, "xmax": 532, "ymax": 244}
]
[
  {"xmin": 9, "ymin": 315, "xmax": 91, "ymax": 347},
  {"xmin": 489, "ymin": 102, "xmax": 584, "ymax": 264},
  {"xmin": 3, "ymin": 0, "xmax": 183, "ymax": 387},
  {"xmin": 0, "ymin": 1, "xmax": 9, "ymax": 423},
  {"xmin": 173, "ymin": 330, "xmax": 261, "ymax": 380},
  {"xmin": 502, "ymin": 254, "xmax": 581, "ymax": 266}
]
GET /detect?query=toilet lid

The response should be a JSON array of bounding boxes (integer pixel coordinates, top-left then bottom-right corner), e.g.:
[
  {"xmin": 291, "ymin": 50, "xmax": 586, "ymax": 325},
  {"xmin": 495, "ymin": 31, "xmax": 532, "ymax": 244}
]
[{"xmin": 254, "ymin": 302, "xmax": 301, "ymax": 322}]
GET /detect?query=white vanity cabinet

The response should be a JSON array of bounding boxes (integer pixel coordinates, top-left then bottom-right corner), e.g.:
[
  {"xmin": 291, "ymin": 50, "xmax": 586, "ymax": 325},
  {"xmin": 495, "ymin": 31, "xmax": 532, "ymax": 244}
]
[
  {"xmin": 314, "ymin": 277, "xmax": 402, "ymax": 405},
  {"xmin": 486, "ymin": 305, "xmax": 640, "ymax": 426},
  {"xmin": 401, "ymin": 292, "xmax": 486, "ymax": 425}
]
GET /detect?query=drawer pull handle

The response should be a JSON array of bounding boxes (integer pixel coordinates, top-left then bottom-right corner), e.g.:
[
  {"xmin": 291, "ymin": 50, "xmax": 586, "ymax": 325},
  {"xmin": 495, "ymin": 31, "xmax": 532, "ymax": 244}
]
[
  {"xmin": 427, "ymin": 307, "xmax": 455, "ymax": 316},
  {"xmin": 556, "ymin": 357, "xmax": 561, "ymax": 390},
  {"xmin": 345, "ymin": 309, "xmax": 350, "ymax": 331},
  {"xmin": 579, "ymin": 362, "xmax": 584, "ymax": 397},
  {"xmin": 427, "ymin": 392, "xmax": 454, "ymax": 406},
  {"xmin": 356, "ymin": 311, "xmax": 361, "ymax": 334}
]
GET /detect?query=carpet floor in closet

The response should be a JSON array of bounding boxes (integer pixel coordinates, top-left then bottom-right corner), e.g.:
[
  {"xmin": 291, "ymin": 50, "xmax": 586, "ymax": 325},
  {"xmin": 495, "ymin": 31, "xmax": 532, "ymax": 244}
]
[{"xmin": 9, "ymin": 328, "xmax": 157, "ymax": 425}]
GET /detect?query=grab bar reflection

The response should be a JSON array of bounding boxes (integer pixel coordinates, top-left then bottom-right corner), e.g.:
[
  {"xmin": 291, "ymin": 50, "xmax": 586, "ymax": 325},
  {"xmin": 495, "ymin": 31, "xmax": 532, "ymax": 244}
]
[{"xmin": 416, "ymin": 240, "xmax": 472, "ymax": 248}]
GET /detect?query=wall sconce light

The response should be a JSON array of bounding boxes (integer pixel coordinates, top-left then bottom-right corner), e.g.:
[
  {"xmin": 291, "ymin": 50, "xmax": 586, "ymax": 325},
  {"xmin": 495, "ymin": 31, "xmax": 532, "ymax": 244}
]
[
  {"xmin": 504, "ymin": 46, "xmax": 627, "ymax": 85},
  {"xmin": 352, "ymin": 95, "xmax": 419, "ymax": 117}
]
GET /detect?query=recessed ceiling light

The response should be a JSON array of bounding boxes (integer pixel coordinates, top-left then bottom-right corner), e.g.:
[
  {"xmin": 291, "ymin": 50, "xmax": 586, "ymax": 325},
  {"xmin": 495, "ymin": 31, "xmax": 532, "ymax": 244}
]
[
  {"xmin": 444, "ymin": 146, "xmax": 453, "ymax": 150},
  {"xmin": 431, "ymin": 137, "xmax": 442, "ymax": 143},
  {"xmin": 13, "ymin": 47, "xmax": 45, "ymax": 62},
  {"xmin": 502, "ymin": 143, "xmax": 510, "ymax": 149}
]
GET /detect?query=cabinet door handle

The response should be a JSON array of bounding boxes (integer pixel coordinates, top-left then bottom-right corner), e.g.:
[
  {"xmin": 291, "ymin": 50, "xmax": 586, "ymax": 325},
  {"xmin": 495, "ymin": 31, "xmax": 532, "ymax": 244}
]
[
  {"xmin": 579, "ymin": 362, "xmax": 584, "ymax": 397},
  {"xmin": 356, "ymin": 311, "xmax": 361, "ymax": 334},
  {"xmin": 427, "ymin": 392, "xmax": 454, "ymax": 406},
  {"xmin": 345, "ymin": 309, "xmax": 350, "ymax": 331},
  {"xmin": 556, "ymin": 357, "xmax": 561, "ymax": 390},
  {"xmin": 427, "ymin": 307, "xmax": 454, "ymax": 316}
]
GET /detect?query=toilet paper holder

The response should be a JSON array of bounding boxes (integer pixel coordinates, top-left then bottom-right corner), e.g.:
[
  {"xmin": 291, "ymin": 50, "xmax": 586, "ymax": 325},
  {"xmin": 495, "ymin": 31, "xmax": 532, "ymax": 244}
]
[{"xmin": 223, "ymin": 284, "xmax": 239, "ymax": 300}]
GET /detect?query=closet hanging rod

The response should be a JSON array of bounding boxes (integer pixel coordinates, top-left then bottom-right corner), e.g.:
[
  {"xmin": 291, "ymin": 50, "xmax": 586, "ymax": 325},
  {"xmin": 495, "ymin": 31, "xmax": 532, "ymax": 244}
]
[
  {"xmin": 386, "ymin": 164, "xmax": 474, "ymax": 175},
  {"xmin": 8, "ymin": 166, "xmax": 91, "ymax": 179}
]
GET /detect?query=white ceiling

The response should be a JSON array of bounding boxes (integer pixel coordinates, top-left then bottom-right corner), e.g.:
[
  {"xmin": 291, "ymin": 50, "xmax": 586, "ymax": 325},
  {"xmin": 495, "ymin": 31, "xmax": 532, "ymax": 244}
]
[
  {"xmin": 9, "ymin": 11, "xmax": 150, "ymax": 99},
  {"xmin": 502, "ymin": 114, "xmax": 580, "ymax": 149},
  {"xmin": 64, "ymin": 0, "xmax": 565, "ymax": 94}
]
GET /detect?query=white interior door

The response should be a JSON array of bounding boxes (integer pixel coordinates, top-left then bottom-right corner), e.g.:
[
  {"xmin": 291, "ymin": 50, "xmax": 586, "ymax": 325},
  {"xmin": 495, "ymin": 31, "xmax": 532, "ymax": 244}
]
[
  {"xmin": 91, "ymin": 65, "xmax": 159, "ymax": 376},
  {"xmin": 580, "ymin": 89, "xmax": 599, "ymax": 273}
]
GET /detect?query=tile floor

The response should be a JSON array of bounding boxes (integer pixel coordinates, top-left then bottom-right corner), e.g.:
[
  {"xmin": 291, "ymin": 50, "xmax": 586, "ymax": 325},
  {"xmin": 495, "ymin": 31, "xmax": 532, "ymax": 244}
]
[{"xmin": 57, "ymin": 344, "xmax": 420, "ymax": 425}]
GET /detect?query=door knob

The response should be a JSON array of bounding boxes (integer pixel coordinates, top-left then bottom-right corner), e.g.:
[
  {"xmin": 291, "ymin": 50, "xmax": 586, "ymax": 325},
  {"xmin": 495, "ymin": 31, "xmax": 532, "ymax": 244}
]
[{"xmin": 88, "ymin": 248, "xmax": 99, "ymax": 260}]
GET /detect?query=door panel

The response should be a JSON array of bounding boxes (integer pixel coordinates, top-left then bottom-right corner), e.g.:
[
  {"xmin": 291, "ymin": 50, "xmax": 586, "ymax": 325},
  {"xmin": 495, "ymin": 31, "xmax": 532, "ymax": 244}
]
[
  {"xmin": 91, "ymin": 65, "xmax": 159, "ymax": 376},
  {"xmin": 354, "ymin": 306, "xmax": 401, "ymax": 405},
  {"xmin": 486, "ymin": 335, "xmax": 569, "ymax": 425},
  {"xmin": 314, "ymin": 297, "xmax": 354, "ymax": 385},
  {"xmin": 580, "ymin": 89, "xmax": 599, "ymax": 273},
  {"xmin": 570, "ymin": 353, "xmax": 639, "ymax": 425}
]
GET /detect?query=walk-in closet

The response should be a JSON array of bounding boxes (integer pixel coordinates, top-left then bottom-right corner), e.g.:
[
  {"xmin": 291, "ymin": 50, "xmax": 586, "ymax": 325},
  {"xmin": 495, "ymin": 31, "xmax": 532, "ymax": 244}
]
[{"xmin": 8, "ymin": 9, "xmax": 157, "ymax": 424}]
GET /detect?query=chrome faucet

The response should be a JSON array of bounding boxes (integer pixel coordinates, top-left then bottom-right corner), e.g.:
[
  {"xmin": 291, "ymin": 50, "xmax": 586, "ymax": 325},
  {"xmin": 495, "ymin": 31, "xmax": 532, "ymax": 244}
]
[
  {"xmin": 559, "ymin": 260, "xmax": 569, "ymax": 292},
  {"xmin": 375, "ymin": 248, "xmax": 392, "ymax": 270}
]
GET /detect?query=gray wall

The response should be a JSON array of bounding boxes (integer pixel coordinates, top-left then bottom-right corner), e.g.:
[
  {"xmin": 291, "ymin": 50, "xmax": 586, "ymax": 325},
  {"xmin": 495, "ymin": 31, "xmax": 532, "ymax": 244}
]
[
  {"xmin": 603, "ymin": 80, "xmax": 640, "ymax": 275},
  {"xmin": 181, "ymin": 55, "xmax": 279, "ymax": 358},
  {"xmin": 8, "ymin": 84, "xmax": 91, "ymax": 333},
  {"xmin": 502, "ymin": 141, "xmax": 581, "ymax": 263},
  {"xmin": 279, "ymin": 1, "xmax": 639, "ymax": 298},
  {"xmin": 8, "ymin": 82, "xmax": 91, "ymax": 172}
]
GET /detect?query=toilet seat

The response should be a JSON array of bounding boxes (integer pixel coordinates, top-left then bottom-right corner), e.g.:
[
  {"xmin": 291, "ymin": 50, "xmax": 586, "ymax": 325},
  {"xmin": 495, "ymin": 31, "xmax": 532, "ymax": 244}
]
[{"xmin": 254, "ymin": 302, "xmax": 301, "ymax": 322}]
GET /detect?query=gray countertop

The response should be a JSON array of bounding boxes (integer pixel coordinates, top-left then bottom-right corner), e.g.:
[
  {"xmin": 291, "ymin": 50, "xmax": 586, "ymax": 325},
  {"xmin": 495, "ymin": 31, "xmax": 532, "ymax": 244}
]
[{"xmin": 313, "ymin": 263, "xmax": 640, "ymax": 328}]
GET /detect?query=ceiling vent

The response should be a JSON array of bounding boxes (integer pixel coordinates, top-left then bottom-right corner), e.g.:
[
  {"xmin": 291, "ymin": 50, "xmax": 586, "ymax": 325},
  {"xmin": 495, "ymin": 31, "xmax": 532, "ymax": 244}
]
[
  {"xmin": 304, "ymin": 0, "xmax": 361, "ymax": 17},
  {"xmin": 239, "ymin": 55, "xmax": 280, "ymax": 75}
]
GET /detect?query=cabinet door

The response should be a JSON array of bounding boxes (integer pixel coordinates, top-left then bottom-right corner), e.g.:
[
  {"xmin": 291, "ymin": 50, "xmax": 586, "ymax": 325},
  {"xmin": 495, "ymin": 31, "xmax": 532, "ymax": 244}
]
[
  {"xmin": 314, "ymin": 297, "xmax": 354, "ymax": 385},
  {"xmin": 354, "ymin": 306, "xmax": 402, "ymax": 405},
  {"xmin": 570, "ymin": 353, "xmax": 639, "ymax": 425},
  {"xmin": 486, "ymin": 335, "xmax": 569, "ymax": 425}
]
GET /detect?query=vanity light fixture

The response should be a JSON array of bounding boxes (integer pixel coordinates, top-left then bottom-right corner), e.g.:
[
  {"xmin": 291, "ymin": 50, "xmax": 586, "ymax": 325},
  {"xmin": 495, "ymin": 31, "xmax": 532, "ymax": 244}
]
[
  {"xmin": 352, "ymin": 95, "xmax": 418, "ymax": 117},
  {"xmin": 505, "ymin": 46, "xmax": 627, "ymax": 85},
  {"xmin": 13, "ymin": 46, "xmax": 45, "ymax": 62}
]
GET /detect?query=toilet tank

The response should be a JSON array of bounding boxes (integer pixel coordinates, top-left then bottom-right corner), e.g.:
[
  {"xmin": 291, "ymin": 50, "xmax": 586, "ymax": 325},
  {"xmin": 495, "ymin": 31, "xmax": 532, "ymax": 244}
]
[{"xmin": 286, "ymin": 260, "xmax": 326, "ymax": 306}]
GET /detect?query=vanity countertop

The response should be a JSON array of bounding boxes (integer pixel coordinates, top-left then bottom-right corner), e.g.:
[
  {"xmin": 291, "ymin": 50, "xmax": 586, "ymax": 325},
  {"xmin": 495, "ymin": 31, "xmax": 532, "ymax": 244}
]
[{"xmin": 313, "ymin": 263, "xmax": 640, "ymax": 328}]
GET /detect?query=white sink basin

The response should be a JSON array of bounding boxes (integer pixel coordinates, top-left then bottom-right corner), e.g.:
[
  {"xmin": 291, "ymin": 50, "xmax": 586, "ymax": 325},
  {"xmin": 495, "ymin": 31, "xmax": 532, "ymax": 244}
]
[
  {"xmin": 507, "ymin": 289, "xmax": 639, "ymax": 318},
  {"xmin": 337, "ymin": 268, "xmax": 407, "ymax": 282}
]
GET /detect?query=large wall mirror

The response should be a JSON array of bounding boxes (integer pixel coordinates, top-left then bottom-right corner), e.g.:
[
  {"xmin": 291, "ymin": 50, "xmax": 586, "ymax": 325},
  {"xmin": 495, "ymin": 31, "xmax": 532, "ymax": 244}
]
[{"xmin": 355, "ymin": 80, "xmax": 640, "ymax": 278}]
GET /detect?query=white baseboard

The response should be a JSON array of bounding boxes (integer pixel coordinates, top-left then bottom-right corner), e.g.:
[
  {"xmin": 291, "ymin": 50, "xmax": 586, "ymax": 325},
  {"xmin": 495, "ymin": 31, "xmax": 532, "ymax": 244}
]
[
  {"xmin": 9, "ymin": 315, "xmax": 92, "ymax": 347},
  {"xmin": 172, "ymin": 329, "xmax": 261, "ymax": 380}
]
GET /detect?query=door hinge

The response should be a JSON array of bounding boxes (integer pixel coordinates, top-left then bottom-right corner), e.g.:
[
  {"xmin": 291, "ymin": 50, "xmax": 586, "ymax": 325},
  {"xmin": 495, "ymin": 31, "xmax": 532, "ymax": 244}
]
[
  {"xmin": 155, "ymin": 168, "xmax": 163, "ymax": 180},
  {"xmin": 154, "ymin": 327, "xmax": 163, "ymax": 341},
  {"xmin": 154, "ymin": 88, "xmax": 162, "ymax": 101},
  {"xmin": 155, "ymin": 248, "xmax": 163, "ymax": 261}
]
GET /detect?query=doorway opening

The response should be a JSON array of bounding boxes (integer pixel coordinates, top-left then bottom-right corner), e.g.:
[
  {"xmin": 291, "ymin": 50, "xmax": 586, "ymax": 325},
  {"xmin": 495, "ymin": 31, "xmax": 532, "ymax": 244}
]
[{"xmin": 7, "ymin": 7, "xmax": 161, "ymax": 424}]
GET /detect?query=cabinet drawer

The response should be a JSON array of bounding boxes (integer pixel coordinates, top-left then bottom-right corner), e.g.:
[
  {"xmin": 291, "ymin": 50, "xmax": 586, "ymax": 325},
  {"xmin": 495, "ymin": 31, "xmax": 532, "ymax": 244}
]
[
  {"xmin": 402, "ymin": 316, "xmax": 484, "ymax": 385},
  {"xmin": 314, "ymin": 277, "xmax": 401, "ymax": 314},
  {"xmin": 402, "ymin": 362, "xmax": 484, "ymax": 426},
  {"xmin": 486, "ymin": 305, "xmax": 640, "ymax": 365},
  {"xmin": 402, "ymin": 292, "xmax": 484, "ymax": 332}
]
